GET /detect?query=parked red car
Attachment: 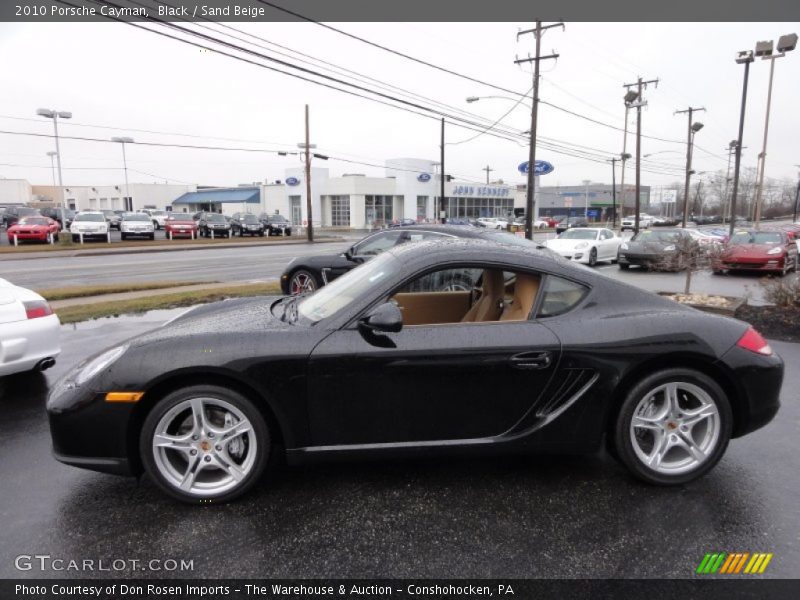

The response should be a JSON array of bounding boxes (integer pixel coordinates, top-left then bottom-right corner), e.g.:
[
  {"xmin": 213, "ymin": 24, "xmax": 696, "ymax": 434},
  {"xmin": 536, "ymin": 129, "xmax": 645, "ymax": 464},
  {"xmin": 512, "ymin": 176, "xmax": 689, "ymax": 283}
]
[
  {"xmin": 6, "ymin": 217, "xmax": 61, "ymax": 244},
  {"xmin": 164, "ymin": 212, "xmax": 198, "ymax": 239},
  {"xmin": 713, "ymin": 229, "xmax": 798, "ymax": 276}
]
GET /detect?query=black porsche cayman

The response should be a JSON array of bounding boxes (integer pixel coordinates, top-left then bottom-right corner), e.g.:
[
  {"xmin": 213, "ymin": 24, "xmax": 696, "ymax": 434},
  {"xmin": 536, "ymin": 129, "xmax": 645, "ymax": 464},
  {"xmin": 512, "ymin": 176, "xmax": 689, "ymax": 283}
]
[{"xmin": 47, "ymin": 239, "xmax": 783, "ymax": 503}]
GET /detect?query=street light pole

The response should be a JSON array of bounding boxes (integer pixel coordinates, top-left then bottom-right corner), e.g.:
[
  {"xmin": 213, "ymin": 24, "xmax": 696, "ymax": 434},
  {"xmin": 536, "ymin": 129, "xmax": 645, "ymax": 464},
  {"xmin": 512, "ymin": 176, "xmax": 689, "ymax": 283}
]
[
  {"xmin": 623, "ymin": 78, "xmax": 658, "ymax": 235},
  {"xmin": 753, "ymin": 34, "xmax": 796, "ymax": 229},
  {"xmin": 111, "ymin": 137, "xmax": 134, "ymax": 211},
  {"xmin": 582, "ymin": 179, "xmax": 591, "ymax": 221},
  {"xmin": 37, "ymin": 108, "xmax": 71, "ymax": 232},
  {"xmin": 676, "ymin": 107, "xmax": 705, "ymax": 228},
  {"xmin": 729, "ymin": 50, "xmax": 754, "ymax": 238},
  {"xmin": 721, "ymin": 141, "xmax": 736, "ymax": 223},
  {"xmin": 607, "ymin": 157, "xmax": 618, "ymax": 228}
]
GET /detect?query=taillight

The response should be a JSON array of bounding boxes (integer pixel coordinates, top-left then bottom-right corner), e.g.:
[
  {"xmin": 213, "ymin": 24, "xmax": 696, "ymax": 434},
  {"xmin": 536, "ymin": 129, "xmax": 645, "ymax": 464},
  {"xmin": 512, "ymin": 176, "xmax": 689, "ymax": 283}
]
[
  {"xmin": 23, "ymin": 300, "xmax": 53, "ymax": 320},
  {"xmin": 736, "ymin": 327, "xmax": 772, "ymax": 356}
]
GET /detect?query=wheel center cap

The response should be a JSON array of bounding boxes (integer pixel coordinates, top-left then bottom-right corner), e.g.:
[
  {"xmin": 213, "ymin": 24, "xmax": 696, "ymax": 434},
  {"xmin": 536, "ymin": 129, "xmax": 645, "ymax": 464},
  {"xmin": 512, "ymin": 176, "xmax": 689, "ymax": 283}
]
[
  {"xmin": 666, "ymin": 421, "xmax": 678, "ymax": 430},
  {"xmin": 199, "ymin": 440, "xmax": 212, "ymax": 452}
]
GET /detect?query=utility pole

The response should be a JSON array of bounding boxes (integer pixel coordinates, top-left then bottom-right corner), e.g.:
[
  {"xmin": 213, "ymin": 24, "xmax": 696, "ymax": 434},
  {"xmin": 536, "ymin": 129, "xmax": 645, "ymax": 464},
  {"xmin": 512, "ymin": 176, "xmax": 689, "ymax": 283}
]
[
  {"xmin": 483, "ymin": 165, "xmax": 493, "ymax": 184},
  {"xmin": 623, "ymin": 77, "xmax": 659, "ymax": 234},
  {"xmin": 675, "ymin": 106, "xmax": 705, "ymax": 227},
  {"xmin": 516, "ymin": 20, "xmax": 563, "ymax": 240},
  {"xmin": 304, "ymin": 104, "xmax": 314, "ymax": 242},
  {"xmin": 440, "ymin": 118, "xmax": 445, "ymax": 223},
  {"xmin": 730, "ymin": 51, "xmax": 754, "ymax": 239},
  {"xmin": 794, "ymin": 165, "xmax": 800, "ymax": 224},
  {"xmin": 722, "ymin": 142, "xmax": 736, "ymax": 223},
  {"xmin": 619, "ymin": 104, "xmax": 630, "ymax": 222},
  {"xmin": 607, "ymin": 157, "xmax": 619, "ymax": 228}
]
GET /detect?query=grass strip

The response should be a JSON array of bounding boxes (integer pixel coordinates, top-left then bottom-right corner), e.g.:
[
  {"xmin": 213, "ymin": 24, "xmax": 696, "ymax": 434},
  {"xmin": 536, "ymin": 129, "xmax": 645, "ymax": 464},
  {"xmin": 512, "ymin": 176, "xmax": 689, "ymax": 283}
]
[
  {"xmin": 55, "ymin": 282, "xmax": 281, "ymax": 324},
  {"xmin": 37, "ymin": 280, "xmax": 214, "ymax": 301}
]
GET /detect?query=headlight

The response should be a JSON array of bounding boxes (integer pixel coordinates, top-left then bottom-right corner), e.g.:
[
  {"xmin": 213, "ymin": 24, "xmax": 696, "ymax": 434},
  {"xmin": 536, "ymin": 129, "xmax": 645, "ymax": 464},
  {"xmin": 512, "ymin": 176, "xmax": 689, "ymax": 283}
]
[
  {"xmin": 766, "ymin": 246, "xmax": 782, "ymax": 255},
  {"xmin": 664, "ymin": 244, "xmax": 676, "ymax": 251},
  {"xmin": 74, "ymin": 345, "xmax": 128, "ymax": 386},
  {"xmin": 575, "ymin": 242, "xmax": 588, "ymax": 249},
  {"xmin": 620, "ymin": 243, "xmax": 629, "ymax": 250}
]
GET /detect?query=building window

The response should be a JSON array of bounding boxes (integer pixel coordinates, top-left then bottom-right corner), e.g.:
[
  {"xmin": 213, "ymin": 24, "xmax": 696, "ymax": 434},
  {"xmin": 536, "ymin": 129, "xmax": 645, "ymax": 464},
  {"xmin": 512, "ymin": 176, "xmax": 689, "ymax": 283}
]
[
  {"xmin": 416, "ymin": 196, "xmax": 428, "ymax": 219},
  {"xmin": 444, "ymin": 197, "xmax": 513, "ymax": 219},
  {"xmin": 365, "ymin": 195, "xmax": 393, "ymax": 227},
  {"xmin": 289, "ymin": 195, "xmax": 302, "ymax": 225},
  {"xmin": 330, "ymin": 195, "xmax": 350, "ymax": 227}
]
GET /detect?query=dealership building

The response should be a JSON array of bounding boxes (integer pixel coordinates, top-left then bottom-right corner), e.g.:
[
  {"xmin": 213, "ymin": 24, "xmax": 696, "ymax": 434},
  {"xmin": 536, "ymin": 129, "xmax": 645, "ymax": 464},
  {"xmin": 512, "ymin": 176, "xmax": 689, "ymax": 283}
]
[{"xmin": 536, "ymin": 184, "xmax": 651, "ymax": 221}]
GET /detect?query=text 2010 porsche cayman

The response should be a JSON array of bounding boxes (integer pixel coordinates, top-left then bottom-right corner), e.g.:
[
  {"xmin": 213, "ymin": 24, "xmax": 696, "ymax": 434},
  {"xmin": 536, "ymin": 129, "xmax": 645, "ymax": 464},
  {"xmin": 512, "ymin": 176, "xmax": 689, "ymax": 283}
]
[{"xmin": 47, "ymin": 239, "xmax": 783, "ymax": 503}]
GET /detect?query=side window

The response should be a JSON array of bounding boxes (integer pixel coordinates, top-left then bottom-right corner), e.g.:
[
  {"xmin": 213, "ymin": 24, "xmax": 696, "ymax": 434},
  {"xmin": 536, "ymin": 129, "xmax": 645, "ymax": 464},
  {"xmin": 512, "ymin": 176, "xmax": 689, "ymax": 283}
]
[
  {"xmin": 537, "ymin": 276, "xmax": 589, "ymax": 318},
  {"xmin": 354, "ymin": 231, "xmax": 403, "ymax": 256}
]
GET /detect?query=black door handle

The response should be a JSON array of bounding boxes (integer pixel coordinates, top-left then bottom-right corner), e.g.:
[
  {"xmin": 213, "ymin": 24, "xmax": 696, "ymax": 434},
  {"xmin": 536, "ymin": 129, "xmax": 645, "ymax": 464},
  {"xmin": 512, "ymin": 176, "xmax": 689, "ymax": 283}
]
[{"xmin": 510, "ymin": 351, "xmax": 552, "ymax": 369}]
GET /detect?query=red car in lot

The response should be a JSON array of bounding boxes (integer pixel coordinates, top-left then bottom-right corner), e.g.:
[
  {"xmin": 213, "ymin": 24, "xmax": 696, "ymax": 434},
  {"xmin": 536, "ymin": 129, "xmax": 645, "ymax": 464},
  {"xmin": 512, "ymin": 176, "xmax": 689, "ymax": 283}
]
[
  {"xmin": 6, "ymin": 217, "xmax": 61, "ymax": 244},
  {"xmin": 713, "ymin": 229, "xmax": 798, "ymax": 276},
  {"xmin": 164, "ymin": 212, "xmax": 198, "ymax": 239}
]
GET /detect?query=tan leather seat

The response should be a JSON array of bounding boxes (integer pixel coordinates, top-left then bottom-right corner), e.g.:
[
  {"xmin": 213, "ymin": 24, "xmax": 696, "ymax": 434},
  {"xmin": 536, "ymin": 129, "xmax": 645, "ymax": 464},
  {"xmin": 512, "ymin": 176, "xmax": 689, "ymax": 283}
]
[
  {"xmin": 500, "ymin": 274, "xmax": 540, "ymax": 321},
  {"xmin": 461, "ymin": 270, "xmax": 505, "ymax": 322}
]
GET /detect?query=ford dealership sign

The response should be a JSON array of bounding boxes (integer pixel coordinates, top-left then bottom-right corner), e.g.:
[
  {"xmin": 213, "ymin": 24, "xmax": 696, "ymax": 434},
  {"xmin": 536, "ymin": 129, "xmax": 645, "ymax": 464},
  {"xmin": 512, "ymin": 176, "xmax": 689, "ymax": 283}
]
[
  {"xmin": 518, "ymin": 160, "xmax": 555, "ymax": 176},
  {"xmin": 417, "ymin": 172, "xmax": 432, "ymax": 182},
  {"xmin": 286, "ymin": 177, "xmax": 300, "ymax": 186}
]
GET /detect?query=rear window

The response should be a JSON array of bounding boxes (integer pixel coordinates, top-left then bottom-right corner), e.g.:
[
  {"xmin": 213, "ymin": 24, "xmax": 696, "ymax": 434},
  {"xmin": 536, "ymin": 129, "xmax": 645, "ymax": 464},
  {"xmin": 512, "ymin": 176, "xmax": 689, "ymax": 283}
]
[
  {"xmin": 206, "ymin": 214, "xmax": 226, "ymax": 222},
  {"xmin": 537, "ymin": 276, "xmax": 589, "ymax": 317},
  {"xmin": 124, "ymin": 214, "xmax": 150, "ymax": 221}
]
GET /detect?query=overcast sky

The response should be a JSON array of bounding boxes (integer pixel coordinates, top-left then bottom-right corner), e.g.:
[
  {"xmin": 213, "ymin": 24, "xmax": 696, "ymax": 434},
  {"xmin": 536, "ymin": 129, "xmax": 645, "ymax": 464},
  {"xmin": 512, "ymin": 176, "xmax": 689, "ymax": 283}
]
[{"xmin": 1, "ymin": 20, "xmax": 798, "ymax": 191}]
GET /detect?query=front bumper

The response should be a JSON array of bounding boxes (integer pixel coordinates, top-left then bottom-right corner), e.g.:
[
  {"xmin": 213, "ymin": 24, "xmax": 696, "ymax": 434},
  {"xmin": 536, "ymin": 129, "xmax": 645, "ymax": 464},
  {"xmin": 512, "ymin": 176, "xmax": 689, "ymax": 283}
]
[
  {"xmin": 617, "ymin": 252, "xmax": 666, "ymax": 267},
  {"xmin": 0, "ymin": 313, "xmax": 61, "ymax": 376},
  {"xmin": 7, "ymin": 232, "xmax": 50, "ymax": 242},
  {"xmin": 718, "ymin": 258, "xmax": 786, "ymax": 272},
  {"xmin": 166, "ymin": 227, "xmax": 196, "ymax": 237}
]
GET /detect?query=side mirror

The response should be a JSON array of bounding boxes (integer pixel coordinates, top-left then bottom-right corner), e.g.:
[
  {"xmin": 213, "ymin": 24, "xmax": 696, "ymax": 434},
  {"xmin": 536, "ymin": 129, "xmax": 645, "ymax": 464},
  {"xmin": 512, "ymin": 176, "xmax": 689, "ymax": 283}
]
[{"xmin": 359, "ymin": 302, "xmax": 403, "ymax": 334}]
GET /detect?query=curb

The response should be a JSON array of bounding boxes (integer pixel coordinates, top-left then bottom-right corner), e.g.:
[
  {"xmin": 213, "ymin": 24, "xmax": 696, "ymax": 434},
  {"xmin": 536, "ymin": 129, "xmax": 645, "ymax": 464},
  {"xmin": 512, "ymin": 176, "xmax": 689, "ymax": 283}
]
[{"xmin": 0, "ymin": 236, "xmax": 345, "ymax": 261}]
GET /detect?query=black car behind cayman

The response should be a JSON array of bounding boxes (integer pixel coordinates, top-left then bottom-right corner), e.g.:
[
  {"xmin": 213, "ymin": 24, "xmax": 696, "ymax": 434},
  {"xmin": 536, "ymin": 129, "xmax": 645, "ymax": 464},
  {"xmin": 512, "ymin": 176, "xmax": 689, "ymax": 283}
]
[
  {"xmin": 48, "ymin": 238, "xmax": 782, "ymax": 503},
  {"xmin": 618, "ymin": 228, "xmax": 698, "ymax": 270}
]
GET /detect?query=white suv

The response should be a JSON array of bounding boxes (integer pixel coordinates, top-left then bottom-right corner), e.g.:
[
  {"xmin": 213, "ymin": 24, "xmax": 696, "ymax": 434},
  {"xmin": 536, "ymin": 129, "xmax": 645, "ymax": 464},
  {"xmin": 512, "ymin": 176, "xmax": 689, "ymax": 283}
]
[
  {"xmin": 620, "ymin": 213, "xmax": 654, "ymax": 231},
  {"xmin": 70, "ymin": 211, "xmax": 109, "ymax": 241},
  {"xmin": 139, "ymin": 209, "xmax": 168, "ymax": 230}
]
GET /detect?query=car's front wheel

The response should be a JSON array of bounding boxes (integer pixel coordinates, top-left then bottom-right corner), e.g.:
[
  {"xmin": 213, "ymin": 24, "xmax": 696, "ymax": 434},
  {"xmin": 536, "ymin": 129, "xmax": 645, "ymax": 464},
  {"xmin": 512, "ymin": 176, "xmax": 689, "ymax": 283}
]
[
  {"xmin": 588, "ymin": 247, "xmax": 597, "ymax": 267},
  {"xmin": 289, "ymin": 269, "xmax": 319, "ymax": 294},
  {"xmin": 140, "ymin": 385, "xmax": 270, "ymax": 503},
  {"xmin": 612, "ymin": 368, "xmax": 732, "ymax": 485}
]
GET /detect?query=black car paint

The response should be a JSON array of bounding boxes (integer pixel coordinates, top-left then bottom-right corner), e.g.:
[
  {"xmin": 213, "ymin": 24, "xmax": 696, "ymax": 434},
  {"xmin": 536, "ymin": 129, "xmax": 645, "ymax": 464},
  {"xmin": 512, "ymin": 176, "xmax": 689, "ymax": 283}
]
[
  {"xmin": 617, "ymin": 228, "xmax": 697, "ymax": 269},
  {"xmin": 230, "ymin": 213, "xmax": 265, "ymax": 236},
  {"xmin": 47, "ymin": 239, "xmax": 782, "ymax": 478}
]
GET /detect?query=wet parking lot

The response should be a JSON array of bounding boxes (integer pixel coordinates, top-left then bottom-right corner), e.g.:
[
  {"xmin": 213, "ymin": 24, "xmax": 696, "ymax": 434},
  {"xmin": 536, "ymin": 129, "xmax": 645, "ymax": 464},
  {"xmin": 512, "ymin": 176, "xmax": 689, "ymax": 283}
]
[{"xmin": 0, "ymin": 309, "xmax": 798, "ymax": 579}]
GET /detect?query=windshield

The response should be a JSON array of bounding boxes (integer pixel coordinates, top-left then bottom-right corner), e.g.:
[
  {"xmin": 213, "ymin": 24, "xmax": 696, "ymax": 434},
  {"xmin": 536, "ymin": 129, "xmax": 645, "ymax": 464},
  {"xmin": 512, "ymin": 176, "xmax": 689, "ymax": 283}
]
[
  {"xmin": 239, "ymin": 214, "xmax": 259, "ymax": 222},
  {"xmin": 559, "ymin": 229, "xmax": 597, "ymax": 240},
  {"xmin": 206, "ymin": 214, "xmax": 226, "ymax": 222},
  {"xmin": 729, "ymin": 231, "xmax": 782, "ymax": 245},
  {"xmin": 633, "ymin": 230, "xmax": 680, "ymax": 242},
  {"xmin": 168, "ymin": 213, "xmax": 191, "ymax": 220},
  {"xmin": 18, "ymin": 208, "xmax": 39, "ymax": 216},
  {"xmin": 270, "ymin": 215, "xmax": 288, "ymax": 222},
  {"xmin": 17, "ymin": 218, "xmax": 49, "ymax": 226},
  {"xmin": 74, "ymin": 213, "xmax": 105, "ymax": 222},
  {"xmin": 124, "ymin": 214, "xmax": 150, "ymax": 221},
  {"xmin": 150, "ymin": 210, "xmax": 166, "ymax": 216},
  {"xmin": 298, "ymin": 252, "xmax": 400, "ymax": 322}
]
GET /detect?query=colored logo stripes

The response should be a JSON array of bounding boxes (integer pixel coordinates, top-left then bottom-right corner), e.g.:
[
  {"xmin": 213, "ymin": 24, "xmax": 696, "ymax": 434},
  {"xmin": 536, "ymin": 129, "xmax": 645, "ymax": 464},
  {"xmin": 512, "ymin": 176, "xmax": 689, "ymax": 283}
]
[{"xmin": 696, "ymin": 552, "xmax": 773, "ymax": 574}]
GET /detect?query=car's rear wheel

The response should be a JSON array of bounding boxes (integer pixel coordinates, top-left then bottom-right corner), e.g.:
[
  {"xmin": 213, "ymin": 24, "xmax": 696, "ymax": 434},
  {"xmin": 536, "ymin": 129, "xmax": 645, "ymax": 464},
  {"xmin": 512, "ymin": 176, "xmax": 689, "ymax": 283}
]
[
  {"xmin": 613, "ymin": 368, "xmax": 731, "ymax": 485},
  {"xmin": 289, "ymin": 269, "xmax": 319, "ymax": 295},
  {"xmin": 619, "ymin": 262, "xmax": 629, "ymax": 270},
  {"xmin": 140, "ymin": 385, "xmax": 270, "ymax": 503}
]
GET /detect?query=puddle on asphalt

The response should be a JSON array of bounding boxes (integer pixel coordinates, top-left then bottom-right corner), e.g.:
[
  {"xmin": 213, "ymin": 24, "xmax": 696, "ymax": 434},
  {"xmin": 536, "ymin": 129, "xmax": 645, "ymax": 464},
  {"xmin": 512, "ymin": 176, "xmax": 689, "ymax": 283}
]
[{"xmin": 62, "ymin": 305, "xmax": 203, "ymax": 331}]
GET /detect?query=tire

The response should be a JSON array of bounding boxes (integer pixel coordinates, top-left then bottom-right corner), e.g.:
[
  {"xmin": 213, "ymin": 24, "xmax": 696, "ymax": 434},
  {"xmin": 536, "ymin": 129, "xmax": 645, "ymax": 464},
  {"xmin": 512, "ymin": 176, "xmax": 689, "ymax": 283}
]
[
  {"xmin": 619, "ymin": 263, "xmax": 629, "ymax": 270},
  {"xmin": 289, "ymin": 269, "xmax": 320, "ymax": 295},
  {"xmin": 149, "ymin": 234, "xmax": 155, "ymax": 241},
  {"xmin": 612, "ymin": 368, "xmax": 732, "ymax": 486},
  {"xmin": 712, "ymin": 269, "xmax": 725, "ymax": 276},
  {"xmin": 140, "ymin": 385, "xmax": 270, "ymax": 504},
  {"xmin": 121, "ymin": 233, "xmax": 127, "ymax": 241},
  {"xmin": 588, "ymin": 247, "xmax": 597, "ymax": 267}
]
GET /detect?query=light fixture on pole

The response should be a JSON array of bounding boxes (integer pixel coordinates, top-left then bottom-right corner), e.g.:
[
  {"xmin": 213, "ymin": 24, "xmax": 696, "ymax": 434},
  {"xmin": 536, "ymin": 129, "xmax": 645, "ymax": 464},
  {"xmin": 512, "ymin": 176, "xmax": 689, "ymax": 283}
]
[
  {"xmin": 36, "ymin": 108, "xmax": 71, "ymax": 232},
  {"xmin": 111, "ymin": 137, "xmax": 134, "ymax": 212},
  {"xmin": 46, "ymin": 151, "xmax": 58, "ymax": 187},
  {"xmin": 729, "ymin": 49, "xmax": 755, "ymax": 238},
  {"xmin": 752, "ymin": 33, "xmax": 796, "ymax": 229}
]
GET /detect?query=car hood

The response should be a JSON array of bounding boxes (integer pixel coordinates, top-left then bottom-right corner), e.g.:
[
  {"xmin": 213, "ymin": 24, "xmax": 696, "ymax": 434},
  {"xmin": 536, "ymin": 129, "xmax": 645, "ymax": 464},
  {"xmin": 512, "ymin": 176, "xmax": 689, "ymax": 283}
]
[
  {"xmin": 128, "ymin": 296, "xmax": 294, "ymax": 348},
  {"xmin": 167, "ymin": 220, "xmax": 195, "ymax": 225},
  {"xmin": 546, "ymin": 238, "xmax": 595, "ymax": 250},
  {"xmin": 622, "ymin": 240, "xmax": 674, "ymax": 254},
  {"xmin": 723, "ymin": 244, "xmax": 782, "ymax": 257}
]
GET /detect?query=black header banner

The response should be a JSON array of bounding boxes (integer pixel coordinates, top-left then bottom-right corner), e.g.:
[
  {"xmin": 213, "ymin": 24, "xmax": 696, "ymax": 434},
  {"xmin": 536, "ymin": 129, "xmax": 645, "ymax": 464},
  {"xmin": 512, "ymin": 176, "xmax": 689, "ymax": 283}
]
[{"xmin": 1, "ymin": 0, "xmax": 799, "ymax": 22}]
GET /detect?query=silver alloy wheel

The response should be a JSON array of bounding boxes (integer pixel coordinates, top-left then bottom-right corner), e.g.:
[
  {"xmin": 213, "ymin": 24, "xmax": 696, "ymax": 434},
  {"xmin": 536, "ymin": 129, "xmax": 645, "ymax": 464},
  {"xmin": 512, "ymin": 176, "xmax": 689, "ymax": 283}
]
[
  {"xmin": 290, "ymin": 272, "xmax": 316, "ymax": 294},
  {"xmin": 629, "ymin": 382, "xmax": 720, "ymax": 475},
  {"xmin": 151, "ymin": 397, "xmax": 257, "ymax": 497}
]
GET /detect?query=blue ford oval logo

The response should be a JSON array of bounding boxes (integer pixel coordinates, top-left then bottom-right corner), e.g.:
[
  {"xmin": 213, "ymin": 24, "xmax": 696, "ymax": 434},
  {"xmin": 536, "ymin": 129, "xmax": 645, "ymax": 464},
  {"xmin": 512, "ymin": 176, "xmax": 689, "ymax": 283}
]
[
  {"xmin": 417, "ymin": 172, "xmax": 431, "ymax": 182},
  {"xmin": 286, "ymin": 177, "xmax": 300, "ymax": 186},
  {"xmin": 518, "ymin": 160, "xmax": 555, "ymax": 176}
]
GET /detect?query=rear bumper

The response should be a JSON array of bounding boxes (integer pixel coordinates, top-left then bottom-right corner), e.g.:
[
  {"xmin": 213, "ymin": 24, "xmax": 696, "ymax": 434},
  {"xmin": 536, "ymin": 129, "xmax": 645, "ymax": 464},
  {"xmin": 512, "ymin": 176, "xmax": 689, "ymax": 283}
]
[
  {"xmin": 0, "ymin": 314, "xmax": 61, "ymax": 376},
  {"xmin": 720, "ymin": 345, "xmax": 783, "ymax": 438}
]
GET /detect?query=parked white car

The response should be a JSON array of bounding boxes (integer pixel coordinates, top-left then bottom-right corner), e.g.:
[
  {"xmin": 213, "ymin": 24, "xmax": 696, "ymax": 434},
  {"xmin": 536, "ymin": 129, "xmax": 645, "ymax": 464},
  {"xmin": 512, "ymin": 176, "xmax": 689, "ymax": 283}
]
[
  {"xmin": 620, "ymin": 213, "xmax": 654, "ymax": 231},
  {"xmin": 120, "ymin": 213, "xmax": 155, "ymax": 240},
  {"xmin": 543, "ymin": 227, "xmax": 623, "ymax": 266},
  {"xmin": 70, "ymin": 211, "xmax": 109, "ymax": 241},
  {"xmin": 139, "ymin": 209, "xmax": 168, "ymax": 230},
  {"xmin": 0, "ymin": 278, "xmax": 60, "ymax": 377},
  {"xmin": 477, "ymin": 217, "xmax": 510, "ymax": 230}
]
